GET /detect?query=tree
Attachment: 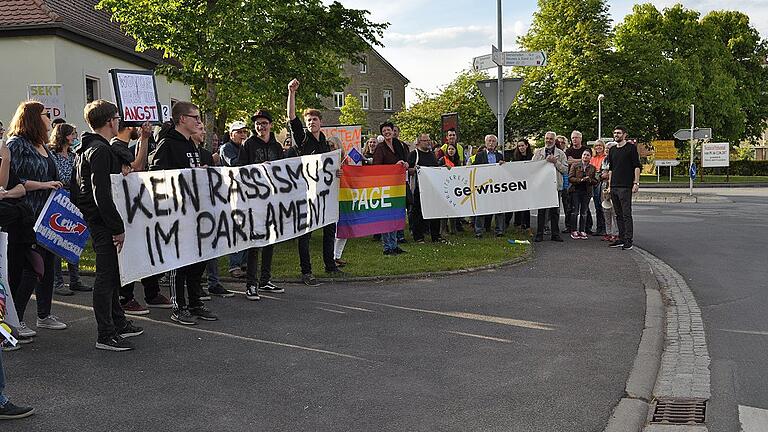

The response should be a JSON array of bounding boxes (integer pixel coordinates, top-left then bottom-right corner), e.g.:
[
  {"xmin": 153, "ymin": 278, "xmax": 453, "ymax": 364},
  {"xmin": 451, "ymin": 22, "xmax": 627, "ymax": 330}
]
[
  {"xmin": 510, "ymin": 0, "xmax": 613, "ymax": 140},
  {"xmin": 338, "ymin": 94, "xmax": 367, "ymax": 127},
  {"xmin": 97, "ymin": 0, "xmax": 386, "ymax": 140},
  {"xmin": 392, "ymin": 71, "xmax": 495, "ymax": 146}
]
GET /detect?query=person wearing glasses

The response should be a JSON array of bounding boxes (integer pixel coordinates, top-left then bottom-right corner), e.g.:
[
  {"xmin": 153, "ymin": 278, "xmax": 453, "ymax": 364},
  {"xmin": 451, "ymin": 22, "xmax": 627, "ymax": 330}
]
[
  {"xmin": 149, "ymin": 102, "xmax": 218, "ymax": 325},
  {"xmin": 6, "ymin": 101, "xmax": 67, "ymax": 340},
  {"xmin": 73, "ymin": 100, "xmax": 143, "ymax": 351}
]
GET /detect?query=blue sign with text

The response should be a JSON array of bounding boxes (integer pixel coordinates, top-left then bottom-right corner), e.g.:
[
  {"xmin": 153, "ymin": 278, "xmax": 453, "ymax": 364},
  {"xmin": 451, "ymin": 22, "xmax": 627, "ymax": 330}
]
[{"xmin": 33, "ymin": 190, "xmax": 90, "ymax": 264}]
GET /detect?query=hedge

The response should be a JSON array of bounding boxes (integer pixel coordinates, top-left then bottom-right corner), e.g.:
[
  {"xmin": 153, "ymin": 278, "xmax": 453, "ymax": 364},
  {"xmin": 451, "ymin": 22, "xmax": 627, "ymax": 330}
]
[{"xmin": 668, "ymin": 160, "xmax": 768, "ymax": 176}]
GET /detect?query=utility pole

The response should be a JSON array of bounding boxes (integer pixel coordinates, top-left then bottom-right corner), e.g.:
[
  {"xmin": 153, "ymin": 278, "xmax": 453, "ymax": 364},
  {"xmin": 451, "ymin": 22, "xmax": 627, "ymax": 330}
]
[
  {"xmin": 689, "ymin": 104, "xmax": 694, "ymax": 196},
  {"xmin": 496, "ymin": 0, "xmax": 504, "ymax": 143},
  {"xmin": 597, "ymin": 94, "xmax": 605, "ymax": 141}
]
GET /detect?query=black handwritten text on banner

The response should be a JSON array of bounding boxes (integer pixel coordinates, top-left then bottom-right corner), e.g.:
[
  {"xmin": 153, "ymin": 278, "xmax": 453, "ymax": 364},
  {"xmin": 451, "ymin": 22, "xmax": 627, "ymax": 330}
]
[{"xmin": 111, "ymin": 151, "xmax": 340, "ymax": 285}]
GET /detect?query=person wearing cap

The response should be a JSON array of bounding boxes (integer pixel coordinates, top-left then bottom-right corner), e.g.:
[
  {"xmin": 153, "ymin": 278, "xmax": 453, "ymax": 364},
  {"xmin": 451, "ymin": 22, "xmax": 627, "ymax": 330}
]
[
  {"xmin": 238, "ymin": 110, "xmax": 285, "ymax": 300},
  {"xmin": 287, "ymin": 78, "xmax": 343, "ymax": 286},
  {"xmin": 219, "ymin": 120, "xmax": 249, "ymax": 278}
]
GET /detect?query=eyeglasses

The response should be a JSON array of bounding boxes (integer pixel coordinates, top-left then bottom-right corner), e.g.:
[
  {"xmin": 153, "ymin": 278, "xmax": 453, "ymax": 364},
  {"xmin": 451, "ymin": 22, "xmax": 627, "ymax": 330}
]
[
  {"xmin": 255, "ymin": 121, "xmax": 270, "ymax": 127},
  {"xmin": 183, "ymin": 114, "xmax": 202, "ymax": 123},
  {"xmin": 111, "ymin": 115, "xmax": 121, "ymax": 121}
]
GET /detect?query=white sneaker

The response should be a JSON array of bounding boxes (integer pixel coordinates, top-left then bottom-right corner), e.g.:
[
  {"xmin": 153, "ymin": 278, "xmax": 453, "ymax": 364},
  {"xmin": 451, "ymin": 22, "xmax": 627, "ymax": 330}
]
[
  {"xmin": 18, "ymin": 322, "xmax": 37, "ymax": 337},
  {"xmin": 36, "ymin": 315, "xmax": 68, "ymax": 330}
]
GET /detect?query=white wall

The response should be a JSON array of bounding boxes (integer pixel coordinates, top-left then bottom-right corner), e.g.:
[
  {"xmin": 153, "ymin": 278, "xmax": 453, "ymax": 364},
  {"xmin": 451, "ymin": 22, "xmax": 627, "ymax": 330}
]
[{"xmin": 0, "ymin": 35, "xmax": 190, "ymax": 134}]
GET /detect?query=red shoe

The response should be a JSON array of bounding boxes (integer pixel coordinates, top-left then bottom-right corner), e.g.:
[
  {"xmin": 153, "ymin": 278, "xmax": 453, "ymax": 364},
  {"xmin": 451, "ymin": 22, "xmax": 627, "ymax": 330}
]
[
  {"xmin": 601, "ymin": 235, "xmax": 611, "ymax": 241},
  {"xmin": 146, "ymin": 294, "xmax": 173, "ymax": 309},
  {"xmin": 122, "ymin": 299, "xmax": 149, "ymax": 315}
]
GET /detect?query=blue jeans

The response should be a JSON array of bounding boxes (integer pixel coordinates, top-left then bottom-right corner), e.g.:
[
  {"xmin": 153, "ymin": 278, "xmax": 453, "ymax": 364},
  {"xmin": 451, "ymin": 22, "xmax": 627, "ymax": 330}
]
[
  {"xmin": 206, "ymin": 258, "xmax": 220, "ymax": 289},
  {"xmin": 228, "ymin": 250, "xmax": 246, "ymax": 272},
  {"xmin": 381, "ymin": 231, "xmax": 398, "ymax": 252},
  {"xmin": 0, "ymin": 351, "xmax": 7, "ymax": 406},
  {"xmin": 474, "ymin": 214, "xmax": 505, "ymax": 235}
]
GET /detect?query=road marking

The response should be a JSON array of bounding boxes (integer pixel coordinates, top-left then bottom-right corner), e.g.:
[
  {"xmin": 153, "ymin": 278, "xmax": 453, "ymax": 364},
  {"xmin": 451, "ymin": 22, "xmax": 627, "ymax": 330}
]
[
  {"xmin": 358, "ymin": 301, "xmax": 555, "ymax": 330},
  {"xmin": 50, "ymin": 299, "xmax": 373, "ymax": 363},
  {"xmin": 313, "ymin": 301, "xmax": 374, "ymax": 312},
  {"xmin": 316, "ymin": 307, "xmax": 347, "ymax": 315},
  {"xmin": 739, "ymin": 405, "xmax": 768, "ymax": 432},
  {"xmin": 446, "ymin": 331, "xmax": 512, "ymax": 343},
  {"xmin": 717, "ymin": 329, "xmax": 768, "ymax": 336}
]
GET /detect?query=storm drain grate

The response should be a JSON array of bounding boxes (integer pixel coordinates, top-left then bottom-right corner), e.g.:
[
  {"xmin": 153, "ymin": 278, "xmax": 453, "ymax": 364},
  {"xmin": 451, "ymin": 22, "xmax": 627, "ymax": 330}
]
[{"xmin": 651, "ymin": 398, "xmax": 707, "ymax": 425}]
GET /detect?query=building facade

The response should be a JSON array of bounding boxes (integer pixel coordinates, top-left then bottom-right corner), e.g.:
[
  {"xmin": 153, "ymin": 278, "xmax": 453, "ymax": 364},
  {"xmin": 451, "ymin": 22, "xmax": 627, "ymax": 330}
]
[
  {"xmin": 0, "ymin": 0, "xmax": 190, "ymax": 135},
  {"xmin": 319, "ymin": 48, "xmax": 409, "ymax": 136}
]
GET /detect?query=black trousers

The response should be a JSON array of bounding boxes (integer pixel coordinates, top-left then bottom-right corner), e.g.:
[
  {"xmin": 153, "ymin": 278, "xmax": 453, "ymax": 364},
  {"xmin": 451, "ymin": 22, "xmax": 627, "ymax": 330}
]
[
  {"xmin": 169, "ymin": 261, "xmax": 207, "ymax": 310},
  {"xmin": 570, "ymin": 189, "xmax": 591, "ymax": 232},
  {"xmin": 90, "ymin": 223, "xmax": 127, "ymax": 339},
  {"xmin": 11, "ymin": 244, "xmax": 54, "ymax": 321},
  {"xmin": 536, "ymin": 206, "xmax": 560, "ymax": 237},
  {"xmin": 513, "ymin": 211, "xmax": 530, "ymax": 229},
  {"xmin": 411, "ymin": 190, "xmax": 441, "ymax": 241},
  {"xmin": 611, "ymin": 187, "xmax": 634, "ymax": 243},
  {"xmin": 246, "ymin": 245, "xmax": 274, "ymax": 286},
  {"xmin": 561, "ymin": 190, "xmax": 572, "ymax": 230},
  {"xmin": 120, "ymin": 274, "xmax": 161, "ymax": 304},
  {"xmin": 298, "ymin": 223, "xmax": 337, "ymax": 274}
]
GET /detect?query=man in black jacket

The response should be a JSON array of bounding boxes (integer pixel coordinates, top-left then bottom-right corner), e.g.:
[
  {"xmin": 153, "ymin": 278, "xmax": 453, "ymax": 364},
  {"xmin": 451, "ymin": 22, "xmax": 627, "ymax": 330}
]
[
  {"xmin": 287, "ymin": 79, "xmax": 341, "ymax": 286},
  {"xmin": 472, "ymin": 134, "xmax": 506, "ymax": 237},
  {"xmin": 238, "ymin": 110, "xmax": 285, "ymax": 300},
  {"xmin": 148, "ymin": 102, "xmax": 218, "ymax": 325},
  {"xmin": 74, "ymin": 100, "xmax": 143, "ymax": 351}
]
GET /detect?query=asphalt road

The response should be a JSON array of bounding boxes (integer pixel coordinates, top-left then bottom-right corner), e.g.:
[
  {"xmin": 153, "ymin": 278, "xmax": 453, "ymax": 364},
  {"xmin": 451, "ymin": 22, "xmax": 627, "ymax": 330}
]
[
  {"xmin": 633, "ymin": 191, "xmax": 768, "ymax": 431},
  {"xmin": 3, "ymin": 238, "xmax": 644, "ymax": 432}
]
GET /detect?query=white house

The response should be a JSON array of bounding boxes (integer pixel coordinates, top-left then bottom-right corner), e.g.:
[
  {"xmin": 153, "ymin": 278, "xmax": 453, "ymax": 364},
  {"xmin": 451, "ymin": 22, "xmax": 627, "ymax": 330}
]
[{"xmin": 0, "ymin": 0, "xmax": 189, "ymax": 134}]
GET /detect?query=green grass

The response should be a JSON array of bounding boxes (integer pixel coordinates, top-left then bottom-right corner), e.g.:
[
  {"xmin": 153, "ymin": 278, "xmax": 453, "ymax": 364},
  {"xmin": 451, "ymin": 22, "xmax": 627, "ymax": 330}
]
[
  {"xmin": 76, "ymin": 226, "xmax": 531, "ymax": 279},
  {"xmin": 641, "ymin": 174, "xmax": 768, "ymax": 184}
]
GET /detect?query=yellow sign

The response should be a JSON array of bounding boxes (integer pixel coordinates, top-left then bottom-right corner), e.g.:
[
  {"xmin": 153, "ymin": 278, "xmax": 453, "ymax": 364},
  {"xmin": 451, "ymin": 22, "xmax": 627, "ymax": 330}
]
[{"xmin": 652, "ymin": 140, "xmax": 677, "ymax": 160}]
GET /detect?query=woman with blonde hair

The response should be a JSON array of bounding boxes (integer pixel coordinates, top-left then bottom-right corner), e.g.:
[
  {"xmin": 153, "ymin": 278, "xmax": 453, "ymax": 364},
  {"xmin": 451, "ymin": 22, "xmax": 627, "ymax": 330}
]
[
  {"xmin": 6, "ymin": 101, "xmax": 67, "ymax": 338},
  {"xmin": 48, "ymin": 123, "xmax": 89, "ymax": 296}
]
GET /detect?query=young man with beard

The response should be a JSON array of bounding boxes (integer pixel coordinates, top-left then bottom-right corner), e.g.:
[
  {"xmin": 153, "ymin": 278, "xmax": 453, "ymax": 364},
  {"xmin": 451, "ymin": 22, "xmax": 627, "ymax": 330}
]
[
  {"xmin": 111, "ymin": 122, "xmax": 172, "ymax": 315},
  {"xmin": 607, "ymin": 125, "xmax": 641, "ymax": 250},
  {"xmin": 74, "ymin": 100, "xmax": 143, "ymax": 351},
  {"xmin": 149, "ymin": 102, "xmax": 218, "ymax": 325},
  {"xmin": 287, "ymin": 79, "xmax": 342, "ymax": 286},
  {"xmin": 239, "ymin": 110, "xmax": 285, "ymax": 300}
]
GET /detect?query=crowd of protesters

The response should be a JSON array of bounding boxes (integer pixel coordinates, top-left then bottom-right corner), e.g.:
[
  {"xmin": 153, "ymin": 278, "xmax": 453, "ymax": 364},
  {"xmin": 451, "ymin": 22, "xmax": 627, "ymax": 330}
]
[{"xmin": 0, "ymin": 78, "xmax": 642, "ymax": 419}]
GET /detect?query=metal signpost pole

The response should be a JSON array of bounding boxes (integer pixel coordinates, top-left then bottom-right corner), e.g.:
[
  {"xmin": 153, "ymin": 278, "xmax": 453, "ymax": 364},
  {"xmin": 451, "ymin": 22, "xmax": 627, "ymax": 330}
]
[
  {"xmin": 689, "ymin": 104, "xmax": 694, "ymax": 196},
  {"xmin": 496, "ymin": 0, "xmax": 504, "ymax": 143},
  {"xmin": 598, "ymin": 94, "xmax": 604, "ymax": 141}
]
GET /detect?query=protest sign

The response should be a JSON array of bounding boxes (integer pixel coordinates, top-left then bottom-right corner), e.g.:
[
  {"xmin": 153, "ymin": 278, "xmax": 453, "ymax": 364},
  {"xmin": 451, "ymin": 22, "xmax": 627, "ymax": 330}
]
[
  {"xmin": 28, "ymin": 84, "xmax": 65, "ymax": 120},
  {"xmin": 417, "ymin": 160, "xmax": 559, "ymax": 219},
  {"xmin": 109, "ymin": 69, "xmax": 162, "ymax": 125},
  {"xmin": 321, "ymin": 125, "xmax": 362, "ymax": 165},
  {"xmin": 33, "ymin": 190, "xmax": 90, "ymax": 264},
  {"xmin": 336, "ymin": 165, "xmax": 406, "ymax": 238},
  {"xmin": 112, "ymin": 151, "xmax": 341, "ymax": 285}
]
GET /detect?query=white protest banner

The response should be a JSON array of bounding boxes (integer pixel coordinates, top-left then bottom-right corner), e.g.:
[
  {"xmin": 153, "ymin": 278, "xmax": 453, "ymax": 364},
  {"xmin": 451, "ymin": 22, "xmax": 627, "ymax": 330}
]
[
  {"xmin": 109, "ymin": 69, "xmax": 161, "ymax": 125},
  {"xmin": 321, "ymin": 125, "xmax": 362, "ymax": 165},
  {"xmin": 417, "ymin": 160, "xmax": 559, "ymax": 219},
  {"xmin": 112, "ymin": 151, "xmax": 341, "ymax": 285},
  {"xmin": 28, "ymin": 84, "xmax": 65, "ymax": 119},
  {"xmin": 0, "ymin": 232, "xmax": 20, "ymax": 328},
  {"xmin": 701, "ymin": 142, "xmax": 729, "ymax": 168}
]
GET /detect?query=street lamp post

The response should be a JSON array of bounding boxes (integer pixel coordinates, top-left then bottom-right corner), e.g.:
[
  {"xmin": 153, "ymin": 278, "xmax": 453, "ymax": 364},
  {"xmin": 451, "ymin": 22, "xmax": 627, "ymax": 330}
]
[{"xmin": 597, "ymin": 94, "xmax": 605, "ymax": 141}]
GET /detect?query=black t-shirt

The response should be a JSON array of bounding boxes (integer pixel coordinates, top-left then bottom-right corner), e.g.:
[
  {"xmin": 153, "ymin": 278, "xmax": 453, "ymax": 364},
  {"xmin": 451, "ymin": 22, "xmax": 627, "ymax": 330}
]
[
  {"xmin": 198, "ymin": 146, "xmax": 214, "ymax": 167},
  {"xmin": 608, "ymin": 143, "xmax": 641, "ymax": 188},
  {"xmin": 566, "ymin": 145, "xmax": 591, "ymax": 162},
  {"xmin": 407, "ymin": 148, "xmax": 438, "ymax": 168}
]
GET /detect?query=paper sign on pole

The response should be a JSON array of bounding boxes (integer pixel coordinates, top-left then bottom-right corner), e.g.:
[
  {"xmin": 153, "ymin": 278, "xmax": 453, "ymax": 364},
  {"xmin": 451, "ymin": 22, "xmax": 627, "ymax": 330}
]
[
  {"xmin": 702, "ymin": 142, "xmax": 729, "ymax": 168},
  {"xmin": 109, "ymin": 69, "xmax": 162, "ymax": 126},
  {"xmin": 28, "ymin": 84, "xmax": 65, "ymax": 120},
  {"xmin": 321, "ymin": 125, "xmax": 362, "ymax": 165},
  {"xmin": 417, "ymin": 160, "xmax": 559, "ymax": 219},
  {"xmin": 111, "ymin": 151, "xmax": 341, "ymax": 285}
]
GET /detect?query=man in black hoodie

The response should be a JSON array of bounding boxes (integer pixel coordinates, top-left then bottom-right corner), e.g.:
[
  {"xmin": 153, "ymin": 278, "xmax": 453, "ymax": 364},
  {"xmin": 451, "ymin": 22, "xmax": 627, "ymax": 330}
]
[
  {"xmin": 287, "ymin": 79, "xmax": 342, "ymax": 286},
  {"xmin": 74, "ymin": 100, "xmax": 143, "ymax": 351},
  {"xmin": 148, "ymin": 102, "xmax": 218, "ymax": 325},
  {"xmin": 238, "ymin": 110, "xmax": 286, "ymax": 300}
]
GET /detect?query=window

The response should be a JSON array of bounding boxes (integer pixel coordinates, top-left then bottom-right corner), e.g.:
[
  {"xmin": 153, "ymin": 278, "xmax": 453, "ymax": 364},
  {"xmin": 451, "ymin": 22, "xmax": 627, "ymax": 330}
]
[
  {"xmin": 85, "ymin": 76, "xmax": 100, "ymax": 103},
  {"xmin": 333, "ymin": 92, "xmax": 344, "ymax": 109},
  {"xmin": 359, "ymin": 55, "xmax": 368, "ymax": 73},
  {"xmin": 383, "ymin": 89, "xmax": 393, "ymax": 111},
  {"xmin": 360, "ymin": 88, "xmax": 369, "ymax": 110}
]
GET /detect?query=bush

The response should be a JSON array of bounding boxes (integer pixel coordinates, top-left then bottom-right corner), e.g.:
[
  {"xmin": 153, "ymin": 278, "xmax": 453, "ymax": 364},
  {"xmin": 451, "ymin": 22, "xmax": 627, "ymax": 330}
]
[{"xmin": 672, "ymin": 160, "xmax": 768, "ymax": 176}]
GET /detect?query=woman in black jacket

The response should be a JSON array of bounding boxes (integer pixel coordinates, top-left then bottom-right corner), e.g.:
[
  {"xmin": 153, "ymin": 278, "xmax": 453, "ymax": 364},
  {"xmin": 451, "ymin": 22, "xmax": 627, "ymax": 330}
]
[{"xmin": 510, "ymin": 139, "xmax": 534, "ymax": 230}]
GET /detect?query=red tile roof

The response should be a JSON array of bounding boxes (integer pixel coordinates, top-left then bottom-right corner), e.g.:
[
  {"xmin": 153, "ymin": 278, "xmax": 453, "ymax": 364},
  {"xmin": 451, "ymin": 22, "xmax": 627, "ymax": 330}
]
[{"xmin": 0, "ymin": 0, "xmax": 164, "ymax": 64}]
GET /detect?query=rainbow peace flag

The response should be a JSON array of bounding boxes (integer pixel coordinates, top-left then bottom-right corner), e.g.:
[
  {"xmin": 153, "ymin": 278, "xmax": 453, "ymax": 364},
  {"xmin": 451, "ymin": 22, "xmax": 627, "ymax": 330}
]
[{"xmin": 337, "ymin": 165, "xmax": 407, "ymax": 239}]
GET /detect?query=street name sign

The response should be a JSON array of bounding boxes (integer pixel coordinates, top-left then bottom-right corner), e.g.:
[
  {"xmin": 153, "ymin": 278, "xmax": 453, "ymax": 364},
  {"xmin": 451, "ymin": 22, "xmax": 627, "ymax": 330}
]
[{"xmin": 674, "ymin": 128, "xmax": 712, "ymax": 141}]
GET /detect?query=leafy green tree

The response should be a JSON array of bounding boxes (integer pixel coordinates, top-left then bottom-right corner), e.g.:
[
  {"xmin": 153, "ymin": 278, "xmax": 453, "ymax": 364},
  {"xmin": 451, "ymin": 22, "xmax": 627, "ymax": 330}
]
[
  {"xmin": 392, "ymin": 71, "xmax": 495, "ymax": 146},
  {"xmin": 338, "ymin": 94, "xmax": 367, "ymax": 127},
  {"xmin": 97, "ymin": 0, "xmax": 386, "ymax": 138},
  {"xmin": 510, "ymin": 0, "xmax": 613, "ymax": 140}
]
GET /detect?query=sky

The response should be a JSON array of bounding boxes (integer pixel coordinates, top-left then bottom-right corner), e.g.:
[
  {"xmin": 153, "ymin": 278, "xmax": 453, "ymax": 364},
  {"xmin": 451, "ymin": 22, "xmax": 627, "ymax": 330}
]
[{"xmin": 331, "ymin": 0, "xmax": 768, "ymax": 106}]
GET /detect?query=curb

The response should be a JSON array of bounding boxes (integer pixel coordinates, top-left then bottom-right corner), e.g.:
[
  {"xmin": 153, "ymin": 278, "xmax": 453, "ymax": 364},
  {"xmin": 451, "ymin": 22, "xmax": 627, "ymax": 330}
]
[
  {"xmin": 80, "ymin": 247, "xmax": 534, "ymax": 284},
  {"xmin": 603, "ymin": 251, "xmax": 665, "ymax": 432},
  {"xmin": 632, "ymin": 193, "xmax": 730, "ymax": 204}
]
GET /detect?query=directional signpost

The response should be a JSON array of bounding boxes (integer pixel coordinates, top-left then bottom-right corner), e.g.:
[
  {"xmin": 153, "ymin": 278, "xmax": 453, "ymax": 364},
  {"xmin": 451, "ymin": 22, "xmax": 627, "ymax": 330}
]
[
  {"xmin": 673, "ymin": 128, "xmax": 712, "ymax": 141},
  {"xmin": 502, "ymin": 51, "xmax": 548, "ymax": 67}
]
